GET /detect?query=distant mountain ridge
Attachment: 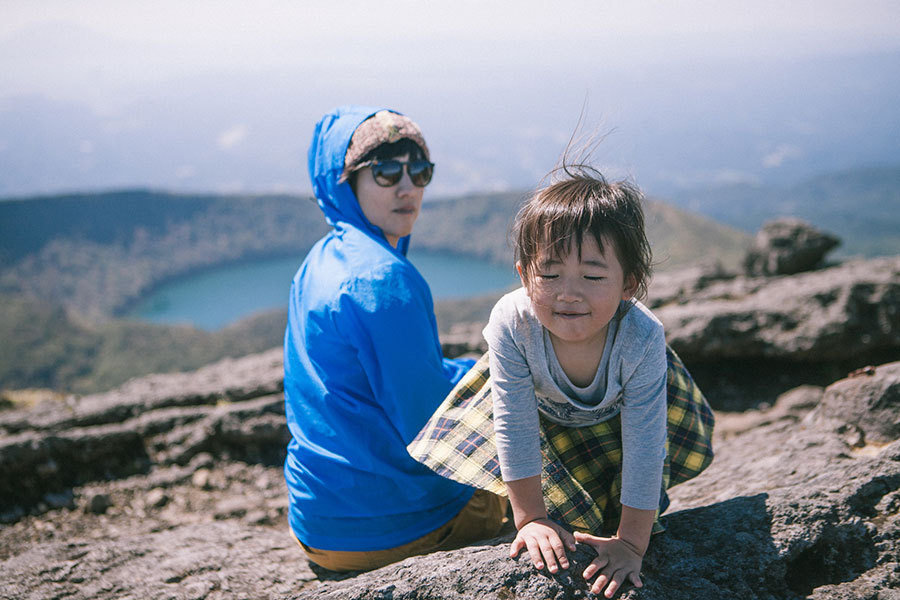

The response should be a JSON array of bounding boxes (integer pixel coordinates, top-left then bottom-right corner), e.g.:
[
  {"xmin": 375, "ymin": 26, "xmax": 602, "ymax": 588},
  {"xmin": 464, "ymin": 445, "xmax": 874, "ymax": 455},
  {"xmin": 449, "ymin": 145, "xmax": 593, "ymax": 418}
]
[
  {"xmin": 0, "ymin": 187, "xmax": 750, "ymax": 321},
  {"xmin": 414, "ymin": 191, "xmax": 749, "ymax": 273},
  {"xmin": 668, "ymin": 165, "xmax": 900, "ymax": 258}
]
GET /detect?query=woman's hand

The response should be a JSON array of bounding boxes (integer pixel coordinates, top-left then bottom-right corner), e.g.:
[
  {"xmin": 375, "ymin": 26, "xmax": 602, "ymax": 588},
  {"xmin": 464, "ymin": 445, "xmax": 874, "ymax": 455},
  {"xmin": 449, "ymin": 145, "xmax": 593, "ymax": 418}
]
[
  {"xmin": 510, "ymin": 517, "xmax": 576, "ymax": 574},
  {"xmin": 573, "ymin": 531, "xmax": 644, "ymax": 598}
]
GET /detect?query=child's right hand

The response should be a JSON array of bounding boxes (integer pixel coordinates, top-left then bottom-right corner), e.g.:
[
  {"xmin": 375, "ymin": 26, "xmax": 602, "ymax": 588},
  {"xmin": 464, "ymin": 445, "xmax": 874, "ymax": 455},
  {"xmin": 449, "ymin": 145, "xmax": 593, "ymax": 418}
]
[{"xmin": 510, "ymin": 517, "xmax": 577, "ymax": 574}]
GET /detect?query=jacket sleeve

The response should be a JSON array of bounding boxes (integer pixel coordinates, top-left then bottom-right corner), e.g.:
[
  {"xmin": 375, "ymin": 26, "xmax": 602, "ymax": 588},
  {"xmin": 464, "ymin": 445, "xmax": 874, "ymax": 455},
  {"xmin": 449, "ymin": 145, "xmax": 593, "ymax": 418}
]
[{"xmin": 335, "ymin": 267, "xmax": 464, "ymax": 444}]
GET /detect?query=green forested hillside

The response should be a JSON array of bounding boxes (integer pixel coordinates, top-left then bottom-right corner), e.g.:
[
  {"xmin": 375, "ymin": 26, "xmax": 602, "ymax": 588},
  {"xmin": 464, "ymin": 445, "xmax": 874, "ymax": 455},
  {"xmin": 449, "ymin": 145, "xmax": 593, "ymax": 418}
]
[
  {"xmin": 414, "ymin": 191, "xmax": 751, "ymax": 272},
  {"xmin": 0, "ymin": 294, "xmax": 287, "ymax": 394}
]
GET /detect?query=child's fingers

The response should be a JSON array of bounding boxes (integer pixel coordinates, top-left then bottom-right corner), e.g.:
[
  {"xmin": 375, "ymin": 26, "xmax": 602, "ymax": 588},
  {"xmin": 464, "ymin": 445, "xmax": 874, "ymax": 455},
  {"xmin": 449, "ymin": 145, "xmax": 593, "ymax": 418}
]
[
  {"xmin": 538, "ymin": 537, "xmax": 562, "ymax": 573},
  {"xmin": 629, "ymin": 570, "xmax": 644, "ymax": 588},
  {"xmin": 545, "ymin": 535, "xmax": 570, "ymax": 571},
  {"xmin": 573, "ymin": 530, "xmax": 603, "ymax": 545},
  {"xmin": 524, "ymin": 537, "xmax": 545, "ymax": 570},
  {"xmin": 509, "ymin": 536, "xmax": 526, "ymax": 559},
  {"xmin": 582, "ymin": 555, "xmax": 609, "ymax": 580},
  {"xmin": 560, "ymin": 528, "xmax": 577, "ymax": 552},
  {"xmin": 590, "ymin": 572, "xmax": 610, "ymax": 595},
  {"xmin": 600, "ymin": 569, "xmax": 627, "ymax": 598}
]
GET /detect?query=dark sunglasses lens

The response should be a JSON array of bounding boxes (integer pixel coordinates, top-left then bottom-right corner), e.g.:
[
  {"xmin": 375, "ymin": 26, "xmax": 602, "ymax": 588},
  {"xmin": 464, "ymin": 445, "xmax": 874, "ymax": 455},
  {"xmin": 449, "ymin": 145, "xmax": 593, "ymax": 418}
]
[
  {"xmin": 408, "ymin": 161, "xmax": 434, "ymax": 186},
  {"xmin": 372, "ymin": 161, "xmax": 403, "ymax": 187}
]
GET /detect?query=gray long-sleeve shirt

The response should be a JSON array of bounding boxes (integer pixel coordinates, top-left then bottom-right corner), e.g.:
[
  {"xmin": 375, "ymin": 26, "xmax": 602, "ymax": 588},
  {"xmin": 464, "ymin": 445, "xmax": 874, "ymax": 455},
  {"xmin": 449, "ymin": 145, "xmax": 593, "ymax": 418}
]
[{"xmin": 484, "ymin": 287, "xmax": 668, "ymax": 511}]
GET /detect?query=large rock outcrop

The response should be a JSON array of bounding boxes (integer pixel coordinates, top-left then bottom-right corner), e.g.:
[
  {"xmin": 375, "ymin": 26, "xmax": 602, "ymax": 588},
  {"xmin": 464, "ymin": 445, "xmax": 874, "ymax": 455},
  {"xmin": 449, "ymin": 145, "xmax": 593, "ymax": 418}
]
[
  {"xmin": 648, "ymin": 255, "xmax": 900, "ymax": 409},
  {"xmin": 0, "ymin": 348, "xmax": 286, "ymax": 517},
  {"xmin": 1, "ymin": 355, "xmax": 899, "ymax": 599},
  {"xmin": 650, "ymin": 256, "xmax": 899, "ymax": 364}
]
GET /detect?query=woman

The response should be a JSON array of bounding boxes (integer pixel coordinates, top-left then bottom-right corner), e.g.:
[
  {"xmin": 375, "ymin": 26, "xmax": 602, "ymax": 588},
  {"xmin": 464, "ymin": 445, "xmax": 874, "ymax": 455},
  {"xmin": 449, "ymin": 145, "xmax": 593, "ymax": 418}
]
[{"xmin": 283, "ymin": 106, "xmax": 507, "ymax": 572}]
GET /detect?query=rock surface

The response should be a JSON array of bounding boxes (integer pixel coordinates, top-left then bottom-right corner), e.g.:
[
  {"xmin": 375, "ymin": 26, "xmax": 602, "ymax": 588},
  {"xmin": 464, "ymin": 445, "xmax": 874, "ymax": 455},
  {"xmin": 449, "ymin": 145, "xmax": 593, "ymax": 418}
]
[
  {"xmin": 2, "ymin": 255, "xmax": 900, "ymax": 600},
  {"xmin": 2, "ymin": 355, "xmax": 900, "ymax": 599},
  {"xmin": 649, "ymin": 255, "xmax": 900, "ymax": 409}
]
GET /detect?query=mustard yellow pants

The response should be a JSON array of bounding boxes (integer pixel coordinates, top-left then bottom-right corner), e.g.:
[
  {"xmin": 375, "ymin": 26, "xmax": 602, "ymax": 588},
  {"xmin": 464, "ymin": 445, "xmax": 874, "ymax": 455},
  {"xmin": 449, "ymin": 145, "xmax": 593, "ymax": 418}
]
[{"xmin": 297, "ymin": 489, "xmax": 508, "ymax": 572}]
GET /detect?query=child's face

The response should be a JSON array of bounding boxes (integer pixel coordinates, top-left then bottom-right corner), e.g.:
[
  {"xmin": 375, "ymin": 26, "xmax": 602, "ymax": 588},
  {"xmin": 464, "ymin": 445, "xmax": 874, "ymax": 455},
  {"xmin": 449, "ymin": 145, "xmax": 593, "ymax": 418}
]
[{"xmin": 519, "ymin": 235, "xmax": 637, "ymax": 349}]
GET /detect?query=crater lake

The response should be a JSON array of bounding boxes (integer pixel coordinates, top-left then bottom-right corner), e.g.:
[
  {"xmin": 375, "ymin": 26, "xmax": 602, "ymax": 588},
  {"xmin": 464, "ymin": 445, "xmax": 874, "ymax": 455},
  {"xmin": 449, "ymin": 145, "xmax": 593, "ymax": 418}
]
[{"xmin": 129, "ymin": 249, "xmax": 519, "ymax": 330}]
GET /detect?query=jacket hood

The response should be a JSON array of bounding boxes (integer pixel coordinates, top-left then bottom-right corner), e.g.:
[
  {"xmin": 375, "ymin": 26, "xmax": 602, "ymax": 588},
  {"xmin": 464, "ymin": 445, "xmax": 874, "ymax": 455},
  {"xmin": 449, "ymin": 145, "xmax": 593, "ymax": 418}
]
[{"xmin": 307, "ymin": 105, "xmax": 412, "ymax": 255}]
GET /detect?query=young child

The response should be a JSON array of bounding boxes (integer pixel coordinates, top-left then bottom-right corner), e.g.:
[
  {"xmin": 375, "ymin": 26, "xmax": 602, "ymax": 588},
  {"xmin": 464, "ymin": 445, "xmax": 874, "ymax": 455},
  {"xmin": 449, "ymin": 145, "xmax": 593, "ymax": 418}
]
[{"xmin": 409, "ymin": 164, "xmax": 714, "ymax": 598}]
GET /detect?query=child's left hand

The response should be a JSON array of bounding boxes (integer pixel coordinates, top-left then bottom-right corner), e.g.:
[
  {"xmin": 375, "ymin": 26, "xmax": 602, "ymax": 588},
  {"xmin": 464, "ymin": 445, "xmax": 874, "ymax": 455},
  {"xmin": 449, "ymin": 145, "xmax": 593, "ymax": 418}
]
[{"xmin": 573, "ymin": 531, "xmax": 644, "ymax": 598}]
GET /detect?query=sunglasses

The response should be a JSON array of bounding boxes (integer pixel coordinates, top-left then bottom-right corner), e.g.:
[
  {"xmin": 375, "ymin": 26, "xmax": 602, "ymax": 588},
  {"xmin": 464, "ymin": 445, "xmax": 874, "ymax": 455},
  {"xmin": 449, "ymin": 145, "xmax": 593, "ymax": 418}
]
[{"xmin": 356, "ymin": 159, "xmax": 435, "ymax": 188}]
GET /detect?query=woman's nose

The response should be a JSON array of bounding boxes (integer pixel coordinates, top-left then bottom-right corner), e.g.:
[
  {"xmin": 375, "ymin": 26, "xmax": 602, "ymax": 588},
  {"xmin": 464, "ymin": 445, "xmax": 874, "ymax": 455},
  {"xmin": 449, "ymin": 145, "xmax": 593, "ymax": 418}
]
[{"xmin": 396, "ymin": 170, "xmax": 415, "ymax": 194}]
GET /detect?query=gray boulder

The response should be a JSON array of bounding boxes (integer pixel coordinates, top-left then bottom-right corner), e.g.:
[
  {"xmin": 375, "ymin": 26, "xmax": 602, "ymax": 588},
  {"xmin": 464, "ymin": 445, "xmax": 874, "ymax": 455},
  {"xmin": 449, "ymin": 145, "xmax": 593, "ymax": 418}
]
[
  {"xmin": 0, "ymin": 349, "xmax": 288, "ymax": 516},
  {"xmin": 743, "ymin": 218, "xmax": 841, "ymax": 276},
  {"xmin": 651, "ymin": 256, "xmax": 899, "ymax": 363},
  {"xmin": 805, "ymin": 361, "xmax": 900, "ymax": 445},
  {"xmin": 649, "ymin": 256, "xmax": 900, "ymax": 409}
]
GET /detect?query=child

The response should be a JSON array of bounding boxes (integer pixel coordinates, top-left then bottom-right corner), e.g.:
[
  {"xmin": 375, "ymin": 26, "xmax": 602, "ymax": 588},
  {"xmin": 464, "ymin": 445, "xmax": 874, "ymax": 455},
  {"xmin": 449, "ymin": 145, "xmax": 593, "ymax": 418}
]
[{"xmin": 409, "ymin": 164, "xmax": 714, "ymax": 597}]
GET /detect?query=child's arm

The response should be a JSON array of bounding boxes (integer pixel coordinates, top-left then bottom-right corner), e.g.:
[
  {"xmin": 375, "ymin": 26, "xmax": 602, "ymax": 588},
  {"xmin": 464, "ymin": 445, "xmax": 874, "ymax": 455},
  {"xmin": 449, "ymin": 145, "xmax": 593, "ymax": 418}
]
[
  {"xmin": 506, "ymin": 475, "xmax": 576, "ymax": 574},
  {"xmin": 573, "ymin": 504, "xmax": 655, "ymax": 598},
  {"xmin": 573, "ymin": 322, "xmax": 666, "ymax": 597}
]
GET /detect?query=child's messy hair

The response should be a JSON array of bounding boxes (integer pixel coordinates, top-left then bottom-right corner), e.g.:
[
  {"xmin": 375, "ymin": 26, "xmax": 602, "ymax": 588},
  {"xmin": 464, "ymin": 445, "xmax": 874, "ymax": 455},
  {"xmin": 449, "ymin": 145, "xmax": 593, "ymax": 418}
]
[{"xmin": 513, "ymin": 163, "xmax": 653, "ymax": 303}]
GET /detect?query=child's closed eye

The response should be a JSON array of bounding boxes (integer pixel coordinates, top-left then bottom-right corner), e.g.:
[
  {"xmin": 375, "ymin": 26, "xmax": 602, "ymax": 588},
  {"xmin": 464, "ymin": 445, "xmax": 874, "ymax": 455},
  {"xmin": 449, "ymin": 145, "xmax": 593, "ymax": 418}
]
[
  {"xmin": 584, "ymin": 276, "xmax": 606, "ymax": 281},
  {"xmin": 538, "ymin": 274, "xmax": 558, "ymax": 280}
]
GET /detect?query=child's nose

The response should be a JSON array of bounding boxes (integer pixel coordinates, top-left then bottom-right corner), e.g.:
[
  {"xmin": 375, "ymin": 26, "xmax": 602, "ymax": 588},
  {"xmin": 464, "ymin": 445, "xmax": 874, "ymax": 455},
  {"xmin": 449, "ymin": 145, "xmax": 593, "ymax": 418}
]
[{"xmin": 556, "ymin": 279, "xmax": 582, "ymax": 302}]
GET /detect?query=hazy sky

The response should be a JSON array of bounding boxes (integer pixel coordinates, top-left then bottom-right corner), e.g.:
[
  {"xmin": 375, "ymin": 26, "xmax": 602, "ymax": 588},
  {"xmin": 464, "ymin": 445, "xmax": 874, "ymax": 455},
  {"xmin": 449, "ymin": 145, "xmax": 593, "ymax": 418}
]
[
  {"xmin": 4, "ymin": 1, "xmax": 900, "ymax": 100},
  {"xmin": 2, "ymin": 1, "xmax": 899, "ymax": 197}
]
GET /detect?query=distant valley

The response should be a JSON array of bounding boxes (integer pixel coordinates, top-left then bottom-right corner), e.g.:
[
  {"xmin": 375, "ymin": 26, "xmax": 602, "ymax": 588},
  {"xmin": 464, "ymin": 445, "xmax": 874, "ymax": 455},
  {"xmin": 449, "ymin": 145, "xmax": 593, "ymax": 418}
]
[{"xmin": 1, "ymin": 164, "xmax": 896, "ymax": 395}]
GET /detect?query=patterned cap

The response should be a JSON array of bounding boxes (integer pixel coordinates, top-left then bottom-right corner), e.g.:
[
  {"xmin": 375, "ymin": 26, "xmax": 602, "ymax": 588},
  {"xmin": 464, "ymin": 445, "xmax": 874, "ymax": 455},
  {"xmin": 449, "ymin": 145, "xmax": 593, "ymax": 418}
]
[{"xmin": 342, "ymin": 111, "xmax": 429, "ymax": 180}]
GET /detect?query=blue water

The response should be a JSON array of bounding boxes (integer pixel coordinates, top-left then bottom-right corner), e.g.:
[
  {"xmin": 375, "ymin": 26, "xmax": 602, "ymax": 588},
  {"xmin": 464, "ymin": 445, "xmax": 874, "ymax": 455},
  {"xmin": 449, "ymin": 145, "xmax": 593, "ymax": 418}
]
[{"xmin": 129, "ymin": 250, "xmax": 518, "ymax": 330}]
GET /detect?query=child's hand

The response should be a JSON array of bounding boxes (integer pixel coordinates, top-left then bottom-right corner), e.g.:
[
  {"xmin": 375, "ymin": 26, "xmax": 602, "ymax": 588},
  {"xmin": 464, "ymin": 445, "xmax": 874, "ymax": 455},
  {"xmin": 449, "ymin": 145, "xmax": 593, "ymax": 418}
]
[
  {"xmin": 573, "ymin": 531, "xmax": 644, "ymax": 598},
  {"xmin": 510, "ymin": 517, "xmax": 576, "ymax": 574}
]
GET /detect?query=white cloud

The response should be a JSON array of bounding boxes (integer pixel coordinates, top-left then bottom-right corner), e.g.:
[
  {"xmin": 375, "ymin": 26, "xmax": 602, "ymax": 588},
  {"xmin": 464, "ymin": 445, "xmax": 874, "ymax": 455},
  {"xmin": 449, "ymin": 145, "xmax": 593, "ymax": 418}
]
[
  {"xmin": 217, "ymin": 125, "xmax": 247, "ymax": 151},
  {"xmin": 762, "ymin": 144, "xmax": 803, "ymax": 168},
  {"xmin": 175, "ymin": 165, "xmax": 195, "ymax": 180}
]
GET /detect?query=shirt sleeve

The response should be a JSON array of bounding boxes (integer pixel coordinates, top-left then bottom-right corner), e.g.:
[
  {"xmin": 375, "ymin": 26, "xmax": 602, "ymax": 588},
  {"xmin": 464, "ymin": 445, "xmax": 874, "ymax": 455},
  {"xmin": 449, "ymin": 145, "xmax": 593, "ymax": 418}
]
[
  {"xmin": 618, "ymin": 323, "xmax": 668, "ymax": 510},
  {"xmin": 337, "ymin": 267, "xmax": 462, "ymax": 444},
  {"xmin": 484, "ymin": 299, "xmax": 544, "ymax": 482}
]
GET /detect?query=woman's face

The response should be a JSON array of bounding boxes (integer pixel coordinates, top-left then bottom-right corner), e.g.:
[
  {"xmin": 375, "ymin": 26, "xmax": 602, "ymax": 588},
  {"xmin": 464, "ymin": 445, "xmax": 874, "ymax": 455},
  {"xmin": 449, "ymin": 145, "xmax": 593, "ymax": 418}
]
[{"xmin": 354, "ymin": 153, "xmax": 425, "ymax": 248}]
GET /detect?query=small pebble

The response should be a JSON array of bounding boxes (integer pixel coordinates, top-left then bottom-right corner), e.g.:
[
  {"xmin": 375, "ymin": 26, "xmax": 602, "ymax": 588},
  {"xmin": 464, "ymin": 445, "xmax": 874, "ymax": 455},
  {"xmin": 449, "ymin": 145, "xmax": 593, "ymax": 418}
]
[
  {"xmin": 146, "ymin": 488, "xmax": 169, "ymax": 509},
  {"xmin": 192, "ymin": 468, "xmax": 212, "ymax": 490},
  {"xmin": 243, "ymin": 510, "xmax": 271, "ymax": 526},
  {"xmin": 86, "ymin": 493, "xmax": 112, "ymax": 515}
]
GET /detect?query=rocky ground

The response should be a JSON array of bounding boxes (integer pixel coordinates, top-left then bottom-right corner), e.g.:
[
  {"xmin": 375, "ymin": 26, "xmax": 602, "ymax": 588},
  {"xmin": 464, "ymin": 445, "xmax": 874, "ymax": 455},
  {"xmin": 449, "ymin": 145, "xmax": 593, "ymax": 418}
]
[{"xmin": 2, "ymin": 220, "xmax": 899, "ymax": 599}]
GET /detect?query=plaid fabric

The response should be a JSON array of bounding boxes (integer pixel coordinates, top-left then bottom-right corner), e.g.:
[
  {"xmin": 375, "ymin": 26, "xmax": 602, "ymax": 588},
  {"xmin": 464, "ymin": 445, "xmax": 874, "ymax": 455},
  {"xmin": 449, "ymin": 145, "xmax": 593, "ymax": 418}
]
[{"xmin": 408, "ymin": 346, "xmax": 715, "ymax": 535}]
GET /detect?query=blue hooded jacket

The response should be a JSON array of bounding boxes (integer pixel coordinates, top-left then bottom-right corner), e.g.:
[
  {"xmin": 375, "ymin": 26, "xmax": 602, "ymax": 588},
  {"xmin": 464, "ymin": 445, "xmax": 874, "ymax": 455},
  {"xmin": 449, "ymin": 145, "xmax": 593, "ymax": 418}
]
[{"xmin": 283, "ymin": 105, "xmax": 475, "ymax": 551}]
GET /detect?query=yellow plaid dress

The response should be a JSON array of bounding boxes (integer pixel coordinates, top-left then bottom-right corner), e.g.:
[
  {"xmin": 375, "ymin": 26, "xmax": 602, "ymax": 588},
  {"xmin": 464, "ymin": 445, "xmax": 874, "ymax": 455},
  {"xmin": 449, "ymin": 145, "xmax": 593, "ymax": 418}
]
[{"xmin": 408, "ymin": 346, "xmax": 714, "ymax": 535}]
